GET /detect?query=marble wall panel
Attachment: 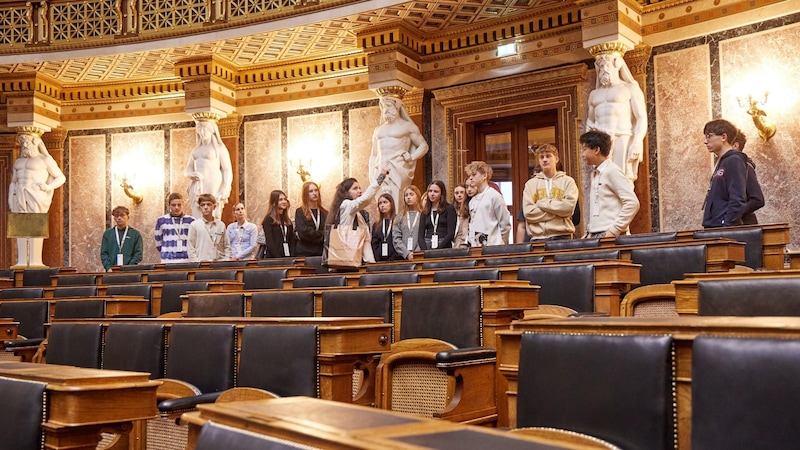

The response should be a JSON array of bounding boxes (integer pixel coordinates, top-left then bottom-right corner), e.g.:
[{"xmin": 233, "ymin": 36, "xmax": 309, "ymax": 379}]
[
  {"xmin": 110, "ymin": 130, "xmax": 165, "ymax": 265},
  {"xmin": 430, "ymin": 100, "xmax": 449, "ymax": 194},
  {"xmin": 720, "ymin": 23, "xmax": 800, "ymax": 249},
  {"xmin": 288, "ymin": 111, "xmax": 344, "ymax": 216},
  {"xmin": 68, "ymin": 135, "xmax": 107, "ymax": 272},
  {"xmin": 244, "ymin": 119, "xmax": 282, "ymax": 225},
  {"xmin": 170, "ymin": 127, "xmax": 196, "ymax": 204},
  {"xmin": 655, "ymin": 45, "xmax": 713, "ymax": 233},
  {"xmin": 349, "ymin": 106, "xmax": 381, "ymax": 218}
]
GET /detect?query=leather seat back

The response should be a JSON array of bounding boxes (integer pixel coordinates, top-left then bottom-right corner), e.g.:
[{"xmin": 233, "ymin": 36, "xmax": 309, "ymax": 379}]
[
  {"xmin": 46, "ymin": 323, "xmax": 104, "ymax": 368},
  {"xmin": 186, "ymin": 293, "xmax": 246, "ymax": 317},
  {"xmin": 518, "ymin": 332, "xmax": 675, "ymax": 450},
  {"xmin": 694, "ymin": 227, "xmax": 763, "ymax": 268},
  {"xmin": 358, "ymin": 272, "xmax": 420, "ymax": 286},
  {"xmin": 165, "ymin": 324, "xmax": 236, "ymax": 393},
  {"xmin": 52, "ymin": 285, "xmax": 99, "ymax": 298},
  {"xmin": 517, "ymin": 265, "xmax": 595, "ymax": 312},
  {"xmin": 103, "ymin": 323, "xmax": 166, "ymax": 378},
  {"xmin": 0, "ymin": 301, "xmax": 49, "ymax": 338},
  {"xmin": 53, "ymin": 299, "xmax": 106, "ymax": 319},
  {"xmin": 242, "ymin": 268, "xmax": 288, "ymax": 290},
  {"xmin": 631, "ymin": 245, "xmax": 706, "ymax": 286},
  {"xmin": 400, "ymin": 285, "xmax": 481, "ymax": 348},
  {"xmin": 432, "ymin": 268, "xmax": 500, "ymax": 283},
  {"xmin": 698, "ymin": 278, "xmax": 800, "ymax": 316},
  {"xmin": 250, "ymin": 291, "xmax": 315, "ymax": 317},
  {"xmin": 0, "ymin": 376, "xmax": 47, "ymax": 450},
  {"xmin": 322, "ymin": 289, "xmax": 393, "ymax": 324}
]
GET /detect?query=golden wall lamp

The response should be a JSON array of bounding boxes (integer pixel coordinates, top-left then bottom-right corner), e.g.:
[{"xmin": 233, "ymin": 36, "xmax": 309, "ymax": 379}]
[
  {"xmin": 119, "ymin": 176, "xmax": 143, "ymax": 204},
  {"xmin": 737, "ymin": 92, "xmax": 777, "ymax": 142}
]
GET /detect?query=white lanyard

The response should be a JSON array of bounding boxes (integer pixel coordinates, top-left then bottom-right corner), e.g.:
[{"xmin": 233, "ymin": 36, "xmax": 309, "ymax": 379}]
[
  {"xmin": 280, "ymin": 224, "xmax": 288, "ymax": 243},
  {"xmin": 406, "ymin": 211, "xmax": 419, "ymax": 250},
  {"xmin": 382, "ymin": 219, "xmax": 393, "ymax": 242},
  {"xmin": 205, "ymin": 221, "xmax": 219, "ymax": 244},
  {"xmin": 171, "ymin": 216, "xmax": 183, "ymax": 227},
  {"xmin": 115, "ymin": 227, "xmax": 129, "ymax": 250},
  {"xmin": 311, "ymin": 209, "xmax": 320, "ymax": 230},
  {"xmin": 235, "ymin": 225, "xmax": 244, "ymax": 254},
  {"xmin": 544, "ymin": 177, "xmax": 553, "ymax": 198},
  {"xmin": 280, "ymin": 224, "xmax": 290, "ymax": 256},
  {"xmin": 431, "ymin": 211, "xmax": 440, "ymax": 234}
]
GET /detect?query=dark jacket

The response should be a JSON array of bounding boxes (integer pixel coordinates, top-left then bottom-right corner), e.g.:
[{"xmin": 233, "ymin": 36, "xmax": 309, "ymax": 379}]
[
  {"xmin": 371, "ymin": 218, "xmax": 401, "ymax": 261},
  {"xmin": 703, "ymin": 149, "xmax": 748, "ymax": 228},
  {"xmin": 294, "ymin": 207, "xmax": 327, "ymax": 257},
  {"xmin": 741, "ymin": 154, "xmax": 765, "ymax": 225},
  {"xmin": 418, "ymin": 204, "xmax": 457, "ymax": 250},
  {"xmin": 262, "ymin": 216, "xmax": 296, "ymax": 258}
]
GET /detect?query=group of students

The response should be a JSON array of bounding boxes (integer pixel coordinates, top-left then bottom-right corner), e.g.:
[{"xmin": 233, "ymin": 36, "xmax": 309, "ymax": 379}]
[{"xmin": 99, "ymin": 124, "xmax": 762, "ymax": 270}]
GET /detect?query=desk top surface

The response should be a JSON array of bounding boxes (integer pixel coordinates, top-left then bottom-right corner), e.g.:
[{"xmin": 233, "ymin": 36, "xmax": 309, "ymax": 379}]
[{"xmin": 0, "ymin": 361, "xmax": 151, "ymax": 386}]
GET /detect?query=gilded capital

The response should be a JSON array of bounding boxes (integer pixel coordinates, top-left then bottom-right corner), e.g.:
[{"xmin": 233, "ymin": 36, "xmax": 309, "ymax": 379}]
[
  {"xmin": 15, "ymin": 126, "xmax": 46, "ymax": 138},
  {"xmin": 588, "ymin": 41, "xmax": 629, "ymax": 59},
  {"xmin": 374, "ymin": 86, "xmax": 407, "ymax": 100},
  {"xmin": 218, "ymin": 113, "xmax": 243, "ymax": 138},
  {"xmin": 191, "ymin": 112, "xmax": 222, "ymax": 123}
]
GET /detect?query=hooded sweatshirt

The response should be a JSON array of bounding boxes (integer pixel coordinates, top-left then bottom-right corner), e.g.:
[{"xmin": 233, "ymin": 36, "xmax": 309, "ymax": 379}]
[
  {"xmin": 522, "ymin": 171, "xmax": 578, "ymax": 239},
  {"xmin": 702, "ymin": 149, "xmax": 748, "ymax": 228}
]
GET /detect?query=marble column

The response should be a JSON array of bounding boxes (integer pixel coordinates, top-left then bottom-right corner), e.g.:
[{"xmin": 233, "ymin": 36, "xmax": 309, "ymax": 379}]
[
  {"xmin": 625, "ymin": 44, "xmax": 653, "ymax": 234},
  {"xmin": 218, "ymin": 113, "xmax": 242, "ymax": 223},
  {"xmin": 41, "ymin": 128, "xmax": 68, "ymax": 267}
]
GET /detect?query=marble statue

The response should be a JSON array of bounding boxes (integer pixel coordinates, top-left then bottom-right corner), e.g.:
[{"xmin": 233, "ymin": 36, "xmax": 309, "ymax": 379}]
[
  {"xmin": 369, "ymin": 96, "xmax": 429, "ymax": 206},
  {"xmin": 587, "ymin": 51, "xmax": 647, "ymax": 183},
  {"xmin": 185, "ymin": 120, "xmax": 233, "ymax": 220},
  {"xmin": 8, "ymin": 133, "xmax": 66, "ymax": 266}
]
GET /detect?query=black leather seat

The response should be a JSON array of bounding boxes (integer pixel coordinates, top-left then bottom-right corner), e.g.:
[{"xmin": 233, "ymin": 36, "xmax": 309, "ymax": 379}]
[
  {"xmin": 0, "ymin": 375, "xmax": 47, "ymax": 450},
  {"xmin": 46, "ymin": 323, "xmax": 103, "ymax": 368},
  {"xmin": 517, "ymin": 332, "xmax": 675, "ymax": 450},
  {"xmin": 0, "ymin": 301, "xmax": 49, "ymax": 339},
  {"xmin": 615, "ymin": 231, "xmax": 678, "ymax": 245},
  {"xmin": 209, "ymin": 260, "xmax": 248, "ymax": 268},
  {"xmin": 322, "ymin": 289, "xmax": 393, "ymax": 324},
  {"xmin": 694, "ymin": 227, "xmax": 763, "ymax": 269},
  {"xmin": 250, "ymin": 291, "xmax": 315, "ymax": 317},
  {"xmin": 237, "ymin": 325, "xmax": 319, "ymax": 397},
  {"xmin": 481, "ymin": 243, "xmax": 533, "ymax": 255},
  {"xmin": 106, "ymin": 284, "xmax": 153, "ymax": 314},
  {"xmin": 0, "ymin": 287, "xmax": 44, "ymax": 299},
  {"xmin": 630, "ymin": 245, "xmax": 706, "ymax": 286},
  {"xmin": 53, "ymin": 299, "xmax": 106, "ymax": 319},
  {"xmin": 195, "ymin": 421, "xmax": 315, "ymax": 450},
  {"xmin": 366, "ymin": 263, "xmax": 417, "ymax": 272},
  {"xmin": 358, "ymin": 272, "xmax": 420, "ymax": 286},
  {"xmin": 303, "ymin": 256, "xmax": 329, "ymax": 274},
  {"xmin": 293, "ymin": 275, "xmax": 347, "ymax": 288},
  {"xmin": 432, "ymin": 268, "xmax": 500, "ymax": 283},
  {"xmin": 163, "ymin": 262, "xmax": 201, "ymax": 269},
  {"xmin": 55, "ymin": 274, "xmax": 99, "ymax": 286},
  {"xmin": 52, "ymin": 285, "xmax": 99, "ymax": 298},
  {"xmin": 697, "ymin": 278, "xmax": 800, "ymax": 316},
  {"xmin": 21, "ymin": 267, "xmax": 59, "ymax": 287},
  {"xmin": 553, "ymin": 250, "xmax": 620, "ymax": 262},
  {"xmin": 517, "ymin": 265, "xmax": 595, "ymax": 312},
  {"xmin": 162, "ymin": 324, "xmax": 237, "ymax": 396},
  {"xmin": 101, "ymin": 273, "xmax": 143, "ymax": 284},
  {"xmin": 194, "ymin": 270, "xmax": 238, "ymax": 281},
  {"xmin": 242, "ymin": 268, "xmax": 288, "ymax": 290},
  {"xmin": 257, "ymin": 257, "xmax": 297, "ymax": 267},
  {"xmin": 423, "ymin": 247, "xmax": 471, "ymax": 258},
  {"xmin": 484, "ymin": 255, "xmax": 545, "ymax": 266},
  {"xmin": 400, "ymin": 285, "xmax": 482, "ymax": 348},
  {"xmin": 545, "ymin": 238, "xmax": 600, "ymax": 251},
  {"xmin": 148, "ymin": 271, "xmax": 189, "ymax": 282},
  {"xmin": 119, "ymin": 264, "xmax": 155, "ymax": 271},
  {"xmin": 159, "ymin": 281, "xmax": 208, "ymax": 315},
  {"xmin": 103, "ymin": 323, "xmax": 166, "ymax": 378},
  {"xmin": 186, "ymin": 293, "xmax": 245, "ymax": 317},
  {"xmin": 422, "ymin": 260, "xmax": 478, "ymax": 270},
  {"xmin": 692, "ymin": 336, "xmax": 800, "ymax": 449}
]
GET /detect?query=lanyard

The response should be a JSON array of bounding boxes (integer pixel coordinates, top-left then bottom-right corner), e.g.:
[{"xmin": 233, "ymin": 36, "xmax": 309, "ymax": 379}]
[
  {"xmin": 115, "ymin": 227, "xmax": 129, "ymax": 251},
  {"xmin": 311, "ymin": 209, "xmax": 320, "ymax": 230},
  {"xmin": 205, "ymin": 220, "xmax": 219, "ymax": 244},
  {"xmin": 235, "ymin": 225, "xmax": 244, "ymax": 253},
  {"xmin": 406, "ymin": 211, "xmax": 419, "ymax": 233},
  {"xmin": 431, "ymin": 211, "xmax": 440, "ymax": 234},
  {"xmin": 382, "ymin": 218, "xmax": 393, "ymax": 242},
  {"xmin": 171, "ymin": 215, "xmax": 183, "ymax": 227},
  {"xmin": 280, "ymin": 224, "xmax": 288, "ymax": 243},
  {"xmin": 544, "ymin": 177, "xmax": 553, "ymax": 198}
]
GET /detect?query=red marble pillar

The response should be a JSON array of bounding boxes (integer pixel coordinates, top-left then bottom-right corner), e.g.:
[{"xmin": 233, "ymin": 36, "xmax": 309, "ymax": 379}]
[
  {"xmin": 41, "ymin": 128, "xmax": 68, "ymax": 267},
  {"xmin": 218, "ymin": 113, "xmax": 242, "ymax": 225}
]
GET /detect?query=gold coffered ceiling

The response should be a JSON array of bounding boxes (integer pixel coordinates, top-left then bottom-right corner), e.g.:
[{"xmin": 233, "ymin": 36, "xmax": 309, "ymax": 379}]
[{"xmin": 0, "ymin": 0, "xmax": 571, "ymax": 85}]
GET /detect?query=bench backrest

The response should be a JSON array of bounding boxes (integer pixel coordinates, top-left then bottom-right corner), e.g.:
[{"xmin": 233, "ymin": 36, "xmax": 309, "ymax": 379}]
[
  {"xmin": 52, "ymin": 285, "xmax": 99, "ymax": 298},
  {"xmin": 101, "ymin": 273, "xmax": 143, "ymax": 284},
  {"xmin": 692, "ymin": 336, "xmax": 800, "ymax": 448},
  {"xmin": 366, "ymin": 263, "xmax": 417, "ymax": 272},
  {"xmin": 194, "ymin": 270, "xmax": 238, "ymax": 281},
  {"xmin": 165, "ymin": 324, "xmax": 236, "ymax": 393},
  {"xmin": 544, "ymin": 238, "xmax": 600, "ymax": 251},
  {"xmin": 484, "ymin": 255, "xmax": 545, "ymax": 266},
  {"xmin": 250, "ymin": 291, "xmax": 315, "ymax": 317},
  {"xmin": 56, "ymin": 274, "xmax": 99, "ymax": 286},
  {"xmin": 53, "ymin": 299, "xmax": 106, "ymax": 319},
  {"xmin": 481, "ymin": 243, "xmax": 533, "ymax": 255},
  {"xmin": 518, "ymin": 332, "xmax": 675, "ymax": 450},
  {"xmin": 358, "ymin": 272, "xmax": 420, "ymax": 286},
  {"xmin": 293, "ymin": 275, "xmax": 347, "ymax": 288},
  {"xmin": 0, "ymin": 287, "xmax": 44, "ymax": 299},
  {"xmin": 0, "ymin": 301, "xmax": 49, "ymax": 338},
  {"xmin": 615, "ymin": 232, "xmax": 678, "ymax": 245},
  {"xmin": 0, "ymin": 376, "xmax": 46, "ymax": 450},
  {"xmin": 321, "ymin": 290, "xmax": 393, "ymax": 324},
  {"xmin": 242, "ymin": 268, "xmax": 288, "ymax": 290},
  {"xmin": 422, "ymin": 260, "xmax": 478, "ymax": 269},
  {"xmin": 631, "ymin": 245, "xmax": 706, "ymax": 286},
  {"xmin": 517, "ymin": 265, "xmax": 595, "ymax": 312},
  {"xmin": 160, "ymin": 281, "xmax": 209, "ymax": 314},
  {"xmin": 237, "ymin": 325, "xmax": 319, "ymax": 397},
  {"xmin": 22, "ymin": 268, "xmax": 59, "ymax": 287},
  {"xmin": 552, "ymin": 250, "xmax": 620, "ymax": 262},
  {"xmin": 400, "ymin": 285, "xmax": 482, "ymax": 348},
  {"xmin": 432, "ymin": 268, "xmax": 501, "ymax": 283},
  {"xmin": 46, "ymin": 323, "xmax": 103, "ymax": 368},
  {"xmin": 148, "ymin": 271, "xmax": 189, "ymax": 282},
  {"xmin": 694, "ymin": 227, "xmax": 763, "ymax": 268},
  {"xmin": 186, "ymin": 293, "xmax": 246, "ymax": 317},
  {"xmin": 697, "ymin": 278, "xmax": 800, "ymax": 316},
  {"xmin": 103, "ymin": 323, "xmax": 166, "ymax": 378}
]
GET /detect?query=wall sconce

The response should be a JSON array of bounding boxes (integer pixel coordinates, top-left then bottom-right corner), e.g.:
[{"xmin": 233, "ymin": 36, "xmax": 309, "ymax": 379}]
[
  {"xmin": 112, "ymin": 163, "xmax": 144, "ymax": 204},
  {"xmin": 290, "ymin": 155, "xmax": 313, "ymax": 183},
  {"xmin": 737, "ymin": 92, "xmax": 777, "ymax": 142},
  {"xmin": 119, "ymin": 176, "xmax": 143, "ymax": 204}
]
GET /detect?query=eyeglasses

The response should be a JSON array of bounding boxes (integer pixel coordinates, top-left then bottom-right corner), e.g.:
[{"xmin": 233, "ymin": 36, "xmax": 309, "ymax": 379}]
[{"xmin": 704, "ymin": 133, "xmax": 718, "ymax": 139}]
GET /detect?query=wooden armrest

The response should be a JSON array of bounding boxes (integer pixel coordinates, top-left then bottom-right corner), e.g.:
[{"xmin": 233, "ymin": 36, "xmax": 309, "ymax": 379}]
[
  {"xmin": 215, "ymin": 387, "xmax": 279, "ymax": 403},
  {"xmin": 511, "ymin": 427, "xmax": 621, "ymax": 449},
  {"xmin": 620, "ymin": 284, "xmax": 676, "ymax": 317},
  {"xmin": 156, "ymin": 378, "xmax": 201, "ymax": 401}
]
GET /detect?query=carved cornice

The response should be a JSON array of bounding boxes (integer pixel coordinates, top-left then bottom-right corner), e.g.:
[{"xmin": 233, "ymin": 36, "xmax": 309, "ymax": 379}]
[
  {"xmin": 624, "ymin": 44, "xmax": 652, "ymax": 78},
  {"xmin": 42, "ymin": 127, "xmax": 68, "ymax": 150},
  {"xmin": 218, "ymin": 113, "xmax": 243, "ymax": 138},
  {"xmin": 434, "ymin": 63, "xmax": 588, "ymax": 106}
]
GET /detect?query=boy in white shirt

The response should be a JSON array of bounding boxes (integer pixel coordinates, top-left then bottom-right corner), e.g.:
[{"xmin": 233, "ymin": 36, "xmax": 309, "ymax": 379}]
[
  {"xmin": 580, "ymin": 130, "xmax": 639, "ymax": 238},
  {"xmin": 465, "ymin": 161, "xmax": 510, "ymax": 246},
  {"xmin": 187, "ymin": 193, "xmax": 232, "ymax": 262}
]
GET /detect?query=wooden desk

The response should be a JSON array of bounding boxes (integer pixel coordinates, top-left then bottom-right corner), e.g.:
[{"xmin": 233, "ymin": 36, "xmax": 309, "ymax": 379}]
[
  {"xmin": 0, "ymin": 362, "xmax": 159, "ymax": 450},
  {"xmin": 0, "ymin": 295, "xmax": 148, "ymax": 319},
  {"xmin": 182, "ymin": 397, "xmax": 601, "ymax": 449},
  {"xmin": 496, "ymin": 316, "xmax": 800, "ymax": 449}
]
